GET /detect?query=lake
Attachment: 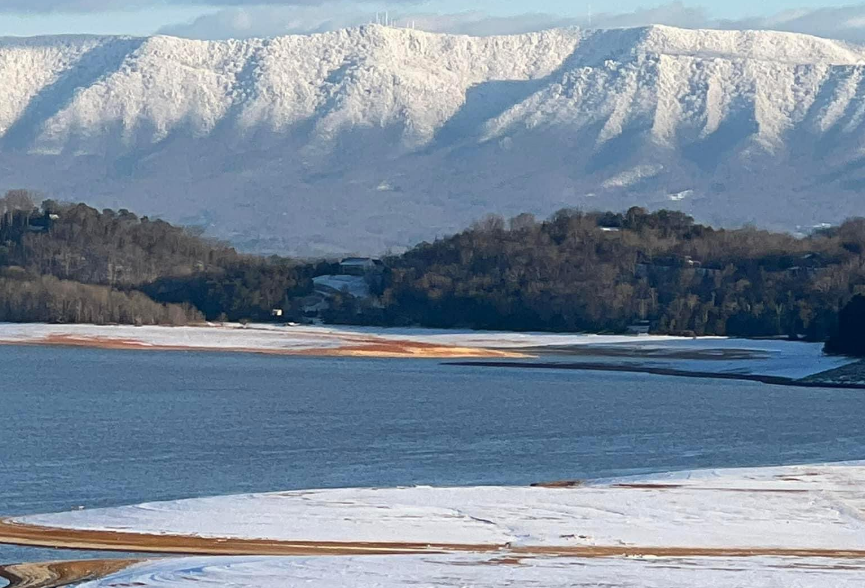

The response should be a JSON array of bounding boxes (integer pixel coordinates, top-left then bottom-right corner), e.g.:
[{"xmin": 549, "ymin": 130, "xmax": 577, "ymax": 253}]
[{"xmin": 3, "ymin": 344, "xmax": 865, "ymax": 564}]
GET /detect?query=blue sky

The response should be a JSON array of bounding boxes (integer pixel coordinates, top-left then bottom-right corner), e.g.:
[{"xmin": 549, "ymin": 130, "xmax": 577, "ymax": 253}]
[
  {"xmin": 2, "ymin": 7, "xmax": 210, "ymax": 36},
  {"xmin": 1, "ymin": 1, "xmax": 864, "ymax": 40}
]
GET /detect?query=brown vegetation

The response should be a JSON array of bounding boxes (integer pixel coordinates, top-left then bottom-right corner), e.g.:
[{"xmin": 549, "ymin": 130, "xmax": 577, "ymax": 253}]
[
  {"xmin": 0, "ymin": 191, "xmax": 315, "ymax": 325},
  {"xmin": 346, "ymin": 208, "xmax": 865, "ymax": 339},
  {"xmin": 4, "ymin": 519, "xmax": 865, "ymax": 561},
  {"xmin": 2, "ymin": 330, "xmax": 527, "ymax": 360},
  {"xmin": 0, "ymin": 272, "xmax": 202, "ymax": 325},
  {"xmin": 300, "ymin": 341, "xmax": 528, "ymax": 358},
  {"xmin": 0, "ymin": 519, "xmax": 496, "ymax": 556},
  {"xmin": 4, "ymin": 189, "xmax": 865, "ymax": 338},
  {"xmin": 0, "ymin": 558, "xmax": 140, "ymax": 588}
]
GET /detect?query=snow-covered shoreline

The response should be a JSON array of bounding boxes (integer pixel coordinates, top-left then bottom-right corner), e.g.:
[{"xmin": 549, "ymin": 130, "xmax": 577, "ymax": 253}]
[
  {"xmin": 12, "ymin": 461, "xmax": 865, "ymax": 551},
  {"xmin": 0, "ymin": 321, "xmax": 684, "ymax": 352},
  {"xmin": 54, "ymin": 553, "xmax": 865, "ymax": 588},
  {"xmin": 0, "ymin": 322, "xmax": 854, "ymax": 379},
  {"xmin": 0, "ymin": 322, "xmax": 532, "ymax": 359},
  {"xmin": 7, "ymin": 462, "xmax": 865, "ymax": 587}
]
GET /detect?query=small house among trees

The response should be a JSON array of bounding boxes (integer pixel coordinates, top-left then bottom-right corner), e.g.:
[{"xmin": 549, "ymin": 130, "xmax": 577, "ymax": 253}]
[{"xmin": 339, "ymin": 257, "xmax": 384, "ymax": 276}]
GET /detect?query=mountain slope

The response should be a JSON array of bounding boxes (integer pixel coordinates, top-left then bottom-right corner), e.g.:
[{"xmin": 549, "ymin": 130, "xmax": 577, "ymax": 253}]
[{"xmin": 0, "ymin": 25, "xmax": 863, "ymax": 254}]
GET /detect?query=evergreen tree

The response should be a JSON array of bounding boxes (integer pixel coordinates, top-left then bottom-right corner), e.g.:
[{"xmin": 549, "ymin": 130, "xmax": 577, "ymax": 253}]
[{"xmin": 825, "ymin": 295, "xmax": 865, "ymax": 356}]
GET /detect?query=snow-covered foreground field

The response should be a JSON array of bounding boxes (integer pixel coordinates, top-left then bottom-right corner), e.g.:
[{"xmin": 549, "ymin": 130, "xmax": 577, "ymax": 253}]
[
  {"xmin": 67, "ymin": 553, "xmax": 865, "ymax": 588},
  {"xmin": 14, "ymin": 462, "xmax": 865, "ymax": 551},
  {"xmin": 0, "ymin": 322, "xmax": 853, "ymax": 378},
  {"xmin": 8, "ymin": 462, "xmax": 865, "ymax": 587}
]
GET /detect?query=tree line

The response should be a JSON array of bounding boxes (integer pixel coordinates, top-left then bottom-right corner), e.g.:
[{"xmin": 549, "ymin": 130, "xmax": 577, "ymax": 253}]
[
  {"xmin": 333, "ymin": 208, "xmax": 865, "ymax": 346},
  {"xmin": 1, "ymin": 189, "xmax": 864, "ymax": 355},
  {"xmin": 0, "ymin": 268, "xmax": 202, "ymax": 325},
  {"xmin": 0, "ymin": 190, "xmax": 316, "ymax": 324}
]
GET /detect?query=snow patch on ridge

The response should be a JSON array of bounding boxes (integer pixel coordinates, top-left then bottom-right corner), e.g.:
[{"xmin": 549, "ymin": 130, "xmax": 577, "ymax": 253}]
[{"xmin": 1, "ymin": 25, "xmax": 865, "ymax": 253}]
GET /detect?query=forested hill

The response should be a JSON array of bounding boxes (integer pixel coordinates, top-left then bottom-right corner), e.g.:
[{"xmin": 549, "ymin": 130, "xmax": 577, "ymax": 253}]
[
  {"xmin": 0, "ymin": 191, "xmax": 317, "ymax": 324},
  {"xmin": 2, "ymin": 190, "xmax": 864, "ymax": 347},
  {"xmin": 340, "ymin": 209, "xmax": 865, "ymax": 342}
]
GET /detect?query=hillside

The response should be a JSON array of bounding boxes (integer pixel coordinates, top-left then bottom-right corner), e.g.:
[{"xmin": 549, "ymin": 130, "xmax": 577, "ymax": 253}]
[
  {"xmin": 0, "ymin": 193, "xmax": 316, "ymax": 324},
  {"xmin": 333, "ymin": 208, "xmax": 865, "ymax": 340},
  {"xmin": 1, "ymin": 25, "xmax": 865, "ymax": 254},
  {"xmin": 2, "ymin": 192, "xmax": 865, "ymax": 338}
]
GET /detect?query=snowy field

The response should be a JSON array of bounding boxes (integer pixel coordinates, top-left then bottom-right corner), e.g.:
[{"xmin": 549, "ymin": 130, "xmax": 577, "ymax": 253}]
[
  {"xmin": 67, "ymin": 553, "xmax": 865, "ymax": 588},
  {"xmin": 339, "ymin": 326, "xmax": 853, "ymax": 378},
  {"xmin": 11, "ymin": 462, "xmax": 865, "ymax": 587},
  {"xmin": 15, "ymin": 462, "xmax": 865, "ymax": 551},
  {"xmin": 0, "ymin": 321, "xmax": 683, "ymax": 352},
  {"xmin": 0, "ymin": 322, "xmax": 853, "ymax": 378},
  {"xmin": 0, "ymin": 323, "xmax": 351, "ymax": 352}
]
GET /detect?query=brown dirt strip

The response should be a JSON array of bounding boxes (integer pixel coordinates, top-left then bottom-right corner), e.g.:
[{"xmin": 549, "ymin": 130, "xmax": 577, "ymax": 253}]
[
  {"xmin": 0, "ymin": 519, "xmax": 499, "ymax": 557},
  {"xmin": 611, "ymin": 484, "xmax": 809, "ymax": 493},
  {"xmin": 296, "ymin": 341, "xmax": 527, "ymax": 358},
  {"xmin": 2, "ymin": 334, "xmax": 528, "ymax": 360},
  {"xmin": 530, "ymin": 480, "xmax": 810, "ymax": 492},
  {"xmin": 509, "ymin": 546, "xmax": 865, "ymax": 558},
  {"xmin": 4, "ymin": 520, "xmax": 865, "ymax": 561},
  {"xmin": 530, "ymin": 480, "xmax": 585, "ymax": 488},
  {"xmin": 0, "ymin": 558, "xmax": 142, "ymax": 588},
  {"xmin": 507, "ymin": 346, "xmax": 768, "ymax": 361}
]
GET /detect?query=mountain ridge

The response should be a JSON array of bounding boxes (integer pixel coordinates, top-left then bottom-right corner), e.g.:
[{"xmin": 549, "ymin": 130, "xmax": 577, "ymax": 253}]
[{"xmin": 0, "ymin": 24, "xmax": 863, "ymax": 254}]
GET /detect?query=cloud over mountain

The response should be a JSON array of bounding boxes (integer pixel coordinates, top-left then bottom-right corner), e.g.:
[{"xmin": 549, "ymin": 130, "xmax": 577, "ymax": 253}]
[
  {"xmin": 2, "ymin": 0, "xmax": 418, "ymax": 11},
  {"xmin": 153, "ymin": 2, "xmax": 865, "ymax": 45}
]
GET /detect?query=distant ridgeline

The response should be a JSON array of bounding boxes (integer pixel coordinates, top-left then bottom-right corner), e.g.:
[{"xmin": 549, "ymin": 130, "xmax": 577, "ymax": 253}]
[{"xmin": 1, "ymin": 189, "xmax": 864, "ymax": 348}]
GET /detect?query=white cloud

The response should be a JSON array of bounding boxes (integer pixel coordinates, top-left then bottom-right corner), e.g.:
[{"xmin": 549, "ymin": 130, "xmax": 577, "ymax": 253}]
[
  {"xmin": 2, "ymin": 0, "xmax": 416, "ymax": 12},
  {"xmin": 158, "ymin": 6, "xmax": 371, "ymax": 38},
  {"xmin": 716, "ymin": 5, "xmax": 865, "ymax": 43},
  {"xmin": 154, "ymin": 2, "xmax": 865, "ymax": 43},
  {"xmin": 156, "ymin": 3, "xmax": 709, "ymax": 39},
  {"xmin": 10, "ymin": 0, "xmax": 865, "ymax": 46}
]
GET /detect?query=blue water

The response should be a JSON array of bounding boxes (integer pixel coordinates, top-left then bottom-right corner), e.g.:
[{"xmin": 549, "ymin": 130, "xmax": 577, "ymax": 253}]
[{"xmin": 2, "ymin": 344, "xmax": 865, "ymax": 564}]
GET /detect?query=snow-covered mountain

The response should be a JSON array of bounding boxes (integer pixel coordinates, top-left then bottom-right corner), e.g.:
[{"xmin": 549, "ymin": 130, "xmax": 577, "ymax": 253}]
[{"xmin": 1, "ymin": 25, "xmax": 864, "ymax": 254}]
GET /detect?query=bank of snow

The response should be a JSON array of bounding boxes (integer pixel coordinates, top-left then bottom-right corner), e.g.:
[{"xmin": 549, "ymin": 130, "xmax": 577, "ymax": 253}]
[
  {"xmin": 0, "ymin": 322, "xmax": 683, "ymax": 355},
  {"xmin": 0, "ymin": 323, "xmax": 527, "ymax": 358},
  {"xmin": 11, "ymin": 462, "xmax": 865, "ymax": 586},
  {"xmin": 72, "ymin": 553, "xmax": 865, "ymax": 588},
  {"xmin": 15, "ymin": 462, "xmax": 865, "ymax": 552},
  {"xmin": 0, "ymin": 323, "xmax": 853, "ymax": 377}
]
